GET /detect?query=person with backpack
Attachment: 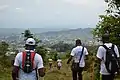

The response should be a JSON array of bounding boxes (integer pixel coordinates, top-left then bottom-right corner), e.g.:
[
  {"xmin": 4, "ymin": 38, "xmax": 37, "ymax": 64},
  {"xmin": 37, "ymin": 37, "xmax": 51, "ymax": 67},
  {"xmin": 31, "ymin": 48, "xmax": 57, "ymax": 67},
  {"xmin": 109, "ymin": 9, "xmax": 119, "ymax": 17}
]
[
  {"xmin": 96, "ymin": 34, "xmax": 120, "ymax": 80},
  {"xmin": 67, "ymin": 39, "xmax": 88, "ymax": 80},
  {"xmin": 12, "ymin": 38, "xmax": 45, "ymax": 80}
]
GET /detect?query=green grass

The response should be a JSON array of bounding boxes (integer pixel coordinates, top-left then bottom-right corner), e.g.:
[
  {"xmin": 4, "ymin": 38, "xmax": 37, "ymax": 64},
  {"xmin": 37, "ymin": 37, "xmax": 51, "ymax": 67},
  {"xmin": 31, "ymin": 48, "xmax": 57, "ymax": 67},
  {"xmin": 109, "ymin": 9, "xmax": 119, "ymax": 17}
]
[{"xmin": 0, "ymin": 59, "xmax": 120, "ymax": 80}]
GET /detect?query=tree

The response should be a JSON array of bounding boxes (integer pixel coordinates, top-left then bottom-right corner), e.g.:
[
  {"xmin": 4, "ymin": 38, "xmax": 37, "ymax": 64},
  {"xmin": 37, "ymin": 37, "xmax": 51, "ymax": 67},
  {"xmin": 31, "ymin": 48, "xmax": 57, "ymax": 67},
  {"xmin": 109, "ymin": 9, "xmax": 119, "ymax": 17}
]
[
  {"xmin": 92, "ymin": 15, "xmax": 120, "ymax": 45},
  {"xmin": 93, "ymin": 0, "xmax": 120, "ymax": 46},
  {"xmin": 22, "ymin": 29, "xmax": 33, "ymax": 40},
  {"xmin": 50, "ymin": 41, "xmax": 74, "ymax": 52},
  {"xmin": 35, "ymin": 46, "xmax": 47, "ymax": 64},
  {"xmin": 105, "ymin": 0, "xmax": 120, "ymax": 15},
  {"xmin": 22, "ymin": 29, "xmax": 41, "ymax": 45},
  {"xmin": 0, "ymin": 41, "xmax": 9, "ymax": 56}
]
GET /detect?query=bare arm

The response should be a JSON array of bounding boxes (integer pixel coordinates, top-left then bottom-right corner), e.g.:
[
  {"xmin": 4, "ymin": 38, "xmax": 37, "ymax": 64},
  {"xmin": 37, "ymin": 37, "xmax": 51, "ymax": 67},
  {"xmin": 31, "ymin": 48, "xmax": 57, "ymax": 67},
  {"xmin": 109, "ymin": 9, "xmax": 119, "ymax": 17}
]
[
  {"xmin": 67, "ymin": 56, "xmax": 73, "ymax": 64},
  {"xmin": 38, "ymin": 68, "xmax": 46, "ymax": 77},
  {"xmin": 12, "ymin": 66, "xmax": 19, "ymax": 80}
]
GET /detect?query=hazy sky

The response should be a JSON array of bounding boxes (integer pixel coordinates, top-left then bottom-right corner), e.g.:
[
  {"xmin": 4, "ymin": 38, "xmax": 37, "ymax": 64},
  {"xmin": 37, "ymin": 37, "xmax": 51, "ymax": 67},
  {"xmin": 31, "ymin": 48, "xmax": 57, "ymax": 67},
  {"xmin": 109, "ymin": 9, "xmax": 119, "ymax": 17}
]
[{"xmin": 0, "ymin": 0, "xmax": 106, "ymax": 28}]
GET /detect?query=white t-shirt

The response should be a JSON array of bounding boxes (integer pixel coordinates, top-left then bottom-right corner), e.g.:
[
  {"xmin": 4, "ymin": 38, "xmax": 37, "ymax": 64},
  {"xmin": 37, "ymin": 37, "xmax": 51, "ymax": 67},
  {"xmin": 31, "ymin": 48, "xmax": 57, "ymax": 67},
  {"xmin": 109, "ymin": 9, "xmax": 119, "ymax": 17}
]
[
  {"xmin": 57, "ymin": 59, "xmax": 62, "ymax": 67},
  {"xmin": 71, "ymin": 46, "xmax": 88, "ymax": 67},
  {"xmin": 14, "ymin": 50, "xmax": 44, "ymax": 80},
  {"xmin": 97, "ymin": 43, "xmax": 119, "ymax": 75}
]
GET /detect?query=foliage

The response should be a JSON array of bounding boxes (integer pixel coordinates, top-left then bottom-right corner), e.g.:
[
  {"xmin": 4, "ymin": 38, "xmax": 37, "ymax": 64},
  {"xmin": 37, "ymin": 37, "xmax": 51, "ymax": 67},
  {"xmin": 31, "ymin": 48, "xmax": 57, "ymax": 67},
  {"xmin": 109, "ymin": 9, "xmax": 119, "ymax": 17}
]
[
  {"xmin": 93, "ymin": 15, "xmax": 120, "ymax": 46},
  {"xmin": 22, "ymin": 29, "xmax": 33, "ymax": 40},
  {"xmin": 22, "ymin": 29, "xmax": 41, "ymax": 45},
  {"xmin": 50, "ymin": 41, "xmax": 74, "ymax": 52},
  {"xmin": 105, "ymin": 0, "xmax": 120, "ymax": 15},
  {"xmin": 0, "ymin": 41, "xmax": 9, "ymax": 56},
  {"xmin": 36, "ymin": 46, "xmax": 47, "ymax": 63},
  {"xmin": 92, "ymin": 0, "xmax": 120, "ymax": 46}
]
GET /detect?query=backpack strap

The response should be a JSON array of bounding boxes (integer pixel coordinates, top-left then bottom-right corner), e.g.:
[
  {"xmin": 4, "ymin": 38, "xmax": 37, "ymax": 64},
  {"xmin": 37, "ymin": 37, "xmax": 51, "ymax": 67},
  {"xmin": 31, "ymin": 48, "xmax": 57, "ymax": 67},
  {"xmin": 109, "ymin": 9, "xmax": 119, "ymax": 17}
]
[
  {"xmin": 79, "ymin": 46, "xmax": 84, "ymax": 64},
  {"xmin": 31, "ymin": 51, "xmax": 36, "ymax": 68},
  {"xmin": 22, "ymin": 51, "xmax": 26, "ymax": 69},
  {"xmin": 111, "ymin": 45, "xmax": 117, "ymax": 59},
  {"xmin": 102, "ymin": 45, "xmax": 109, "ymax": 50}
]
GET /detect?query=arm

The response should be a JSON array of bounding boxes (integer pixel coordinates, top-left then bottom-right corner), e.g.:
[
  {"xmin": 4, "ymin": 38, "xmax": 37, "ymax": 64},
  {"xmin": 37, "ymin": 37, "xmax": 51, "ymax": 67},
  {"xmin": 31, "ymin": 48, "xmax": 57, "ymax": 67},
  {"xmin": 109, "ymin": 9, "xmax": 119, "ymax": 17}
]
[
  {"xmin": 84, "ymin": 48, "xmax": 89, "ymax": 60},
  {"xmin": 38, "ymin": 68, "xmax": 46, "ymax": 77},
  {"xmin": 67, "ymin": 48, "xmax": 75, "ymax": 64},
  {"xmin": 37, "ymin": 54, "xmax": 45, "ymax": 77},
  {"xmin": 96, "ymin": 46, "xmax": 104, "ymax": 63},
  {"xmin": 67, "ymin": 56, "xmax": 73, "ymax": 64},
  {"xmin": 12, "ymin": 54, "xmax": 20, "ymax": 80},
  {"xmin": 12, "ymin": 66, "xmax": 19, "ymax": 80}
]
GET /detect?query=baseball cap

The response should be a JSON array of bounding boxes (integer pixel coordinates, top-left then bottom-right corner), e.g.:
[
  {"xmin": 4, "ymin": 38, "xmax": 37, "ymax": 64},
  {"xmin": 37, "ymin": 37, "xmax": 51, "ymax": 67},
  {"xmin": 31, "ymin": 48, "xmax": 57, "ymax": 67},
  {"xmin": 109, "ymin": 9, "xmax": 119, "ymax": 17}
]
[{"xmin": 25, "ymin": 38, "xmax": 36, "ymax": 46}]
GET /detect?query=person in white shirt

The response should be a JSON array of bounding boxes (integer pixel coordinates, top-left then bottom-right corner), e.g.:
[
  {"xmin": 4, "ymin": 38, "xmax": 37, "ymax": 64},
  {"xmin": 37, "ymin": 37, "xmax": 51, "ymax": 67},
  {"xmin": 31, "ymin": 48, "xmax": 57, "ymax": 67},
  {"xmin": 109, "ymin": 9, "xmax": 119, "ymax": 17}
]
[
  {"xmin": 96, "ymin": 34, "xmax": 120, "ymax": 80},
  {"xmin": 67, "ymin": 39, "xmax": 88, "ymax": 80},
  {"xmin": 12, "ymin": 38, "xmax": 45, "ymax": 80},
  {"xmin": 57, "ymin": 58, "xmax": 62, "ymax": 70}
]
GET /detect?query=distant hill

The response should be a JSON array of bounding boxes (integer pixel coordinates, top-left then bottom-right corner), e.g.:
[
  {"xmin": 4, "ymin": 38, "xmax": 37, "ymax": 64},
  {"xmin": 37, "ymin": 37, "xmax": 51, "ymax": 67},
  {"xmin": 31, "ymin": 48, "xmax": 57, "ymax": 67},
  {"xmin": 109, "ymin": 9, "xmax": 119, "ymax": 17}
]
[
  {"xmin": 38, "ymin": 28, "xmax": 94, "ymax": 43},
  {"xmin": 0, "ymin": 28, "xmax": 69, "ymax": 36},
  {"xmin": 0, "ymin": 28, "xmax": 94, "ymax": 44}
]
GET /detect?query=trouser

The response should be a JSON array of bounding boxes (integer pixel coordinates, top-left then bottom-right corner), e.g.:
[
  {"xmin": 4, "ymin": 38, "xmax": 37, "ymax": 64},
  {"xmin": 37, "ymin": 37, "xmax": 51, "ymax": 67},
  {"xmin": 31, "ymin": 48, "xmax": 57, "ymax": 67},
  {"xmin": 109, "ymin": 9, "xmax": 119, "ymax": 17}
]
[
  {"xmin": 72, "ymin": 67, "xmax": 84, "ymax": 80},
  {"xmin": 102, "ymin": 74, "xmax": 115, "ymax": 80}
]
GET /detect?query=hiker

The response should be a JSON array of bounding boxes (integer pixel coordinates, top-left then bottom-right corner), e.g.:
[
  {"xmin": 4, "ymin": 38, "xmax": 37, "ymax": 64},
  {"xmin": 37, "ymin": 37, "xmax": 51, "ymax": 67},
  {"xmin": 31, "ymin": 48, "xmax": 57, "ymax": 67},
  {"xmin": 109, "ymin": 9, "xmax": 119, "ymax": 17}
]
[
  {"xmin": 57, "ymin": 58, "xmax": 62, "ymax": 70},
  {"xmin": 67, "ymin": 39, "xmax": 88, "ymax": 80},
  {"xmin": 12, "ymin": 38, "xmax": 45, "ymax": 80},
  {"xmin": 96, "ymin": 34, "xmax": 120, "ymax": 80},
  {"xmin": 48, "ymin": 58, "xmax": 53, "ymax": 70}
]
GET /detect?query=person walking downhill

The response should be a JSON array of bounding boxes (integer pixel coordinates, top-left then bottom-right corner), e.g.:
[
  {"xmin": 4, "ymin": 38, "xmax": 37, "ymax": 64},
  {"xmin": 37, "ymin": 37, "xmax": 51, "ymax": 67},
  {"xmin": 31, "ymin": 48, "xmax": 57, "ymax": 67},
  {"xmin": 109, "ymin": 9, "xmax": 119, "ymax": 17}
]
[
  {"xmin": 48, "ymin": 58, "xmax": 53, "ymax": 70},
  {"xmin": 57, "ymin": 58, "xmax": 62, "ymax": 70},
  {"xmin": 12, "ymin": 38, "xmax": 45, "ymax": 80},
  {"xmin": 96, "ymin": 34, "xmax": 120, "ymax": 80},
  {"xmin": 67, "ymin": 39, "xmax": 88, "ymax": 80}
]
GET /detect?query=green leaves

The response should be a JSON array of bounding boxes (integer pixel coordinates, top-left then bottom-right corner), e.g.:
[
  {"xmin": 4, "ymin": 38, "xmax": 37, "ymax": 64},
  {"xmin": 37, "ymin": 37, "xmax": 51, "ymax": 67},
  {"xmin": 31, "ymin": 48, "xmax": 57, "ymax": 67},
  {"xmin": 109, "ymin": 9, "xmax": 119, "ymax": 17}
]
[
  {"xmin": 0, "ymin": 41, "xmax": 9, "ymax": 56},
  {"xmin": 93, "ymin": 15, "xmax": 120, "ymax": 45}
]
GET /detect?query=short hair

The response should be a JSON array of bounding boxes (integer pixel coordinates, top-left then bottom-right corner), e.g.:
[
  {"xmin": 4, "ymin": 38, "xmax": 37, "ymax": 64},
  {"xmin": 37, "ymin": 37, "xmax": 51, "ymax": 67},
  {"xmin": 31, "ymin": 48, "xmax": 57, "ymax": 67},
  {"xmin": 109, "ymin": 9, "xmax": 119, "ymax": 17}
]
[
  {"xmin": 76, "ymin": 39, "xmax": 82, "ymax": 45},
  {"xmin": 102, "ymin": 33, "xmax": 110, "ymax": 43}
]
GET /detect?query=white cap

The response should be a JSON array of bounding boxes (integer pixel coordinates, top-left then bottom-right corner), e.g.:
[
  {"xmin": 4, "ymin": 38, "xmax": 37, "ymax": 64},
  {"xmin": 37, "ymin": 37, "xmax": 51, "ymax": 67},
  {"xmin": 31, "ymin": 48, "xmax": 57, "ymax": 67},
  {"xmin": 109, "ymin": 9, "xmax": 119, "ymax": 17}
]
[{"xmin": 25, "ymin": 38, "xmax": 36, "ymax": 45}]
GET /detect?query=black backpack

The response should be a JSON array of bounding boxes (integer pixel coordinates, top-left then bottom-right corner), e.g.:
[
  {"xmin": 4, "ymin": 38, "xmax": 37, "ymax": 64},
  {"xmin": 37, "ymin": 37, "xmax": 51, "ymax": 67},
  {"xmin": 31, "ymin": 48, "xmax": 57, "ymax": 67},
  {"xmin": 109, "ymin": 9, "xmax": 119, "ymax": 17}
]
[
  {"xmin": 22, "ymin": 51, "xmax": 36, "ymax": 73},
  {"xmin": 102, "ymin": 44, "xmax": 119, "ymax": 74}
]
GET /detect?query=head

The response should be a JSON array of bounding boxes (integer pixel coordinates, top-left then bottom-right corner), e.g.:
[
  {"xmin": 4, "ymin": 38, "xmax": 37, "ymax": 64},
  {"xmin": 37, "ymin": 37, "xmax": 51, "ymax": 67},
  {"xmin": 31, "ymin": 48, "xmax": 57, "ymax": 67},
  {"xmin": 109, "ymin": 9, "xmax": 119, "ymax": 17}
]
[
  {"xmin": 25, "ymin": 38, "xmax": 36, "ymax": 50},
  {"xmin": 102, "ymin": 33, "xmax": 110, "ymax": 43},
  {"xmin": 75, "ymin": 39, "xmax": 82, "ymax": 46}
]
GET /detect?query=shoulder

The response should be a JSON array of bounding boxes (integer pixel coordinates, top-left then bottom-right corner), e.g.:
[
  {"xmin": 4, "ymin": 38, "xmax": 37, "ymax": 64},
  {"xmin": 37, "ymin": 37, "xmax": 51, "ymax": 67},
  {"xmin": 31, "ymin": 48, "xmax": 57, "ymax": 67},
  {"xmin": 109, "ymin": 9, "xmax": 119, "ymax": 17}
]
[
  {"xmin": 83, "ymin": 47, "xmax": 87, "ymax": 50},
  {"xmin": 98, "ymin": 45, "xmax": 104, "ymax": 49},
  {"xmin": 15, "ymin": 52, "xmax": 22, "ymax": 58},
  {"xmin": 113, "ymin": 44, "xmax": 118, "ymax": 48},
  {"xmin": 35, "ymin": 53, "xmax": 43, "ymax": 59}
]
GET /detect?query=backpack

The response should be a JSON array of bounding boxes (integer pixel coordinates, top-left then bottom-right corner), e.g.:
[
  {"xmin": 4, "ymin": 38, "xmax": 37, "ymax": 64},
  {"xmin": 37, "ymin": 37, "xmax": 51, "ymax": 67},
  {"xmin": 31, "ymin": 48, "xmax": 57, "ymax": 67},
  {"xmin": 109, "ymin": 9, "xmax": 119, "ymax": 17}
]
[
  {"xmin": 102, "ymin": 44, "xmax": 119, "ymax": 74},
  {"xmin": 22, "ymin": 51, "xmax": 36, "ymax": 73}
]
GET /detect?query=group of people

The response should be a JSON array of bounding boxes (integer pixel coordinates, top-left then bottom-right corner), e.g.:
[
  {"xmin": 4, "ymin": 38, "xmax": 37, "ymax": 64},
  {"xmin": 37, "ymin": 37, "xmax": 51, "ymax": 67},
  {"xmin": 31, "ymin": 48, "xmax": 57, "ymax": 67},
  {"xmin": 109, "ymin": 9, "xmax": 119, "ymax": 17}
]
[
  {"xmin": 67, "ymin": 34, "xmax": 120, "ymax": 80},
  {"xmin": 12, "ymin": 33, "xmax": 120, "ymax": 80},
  {"xmin": 48, "ymin": 58, "xmax": 62, "ymax": 70}
]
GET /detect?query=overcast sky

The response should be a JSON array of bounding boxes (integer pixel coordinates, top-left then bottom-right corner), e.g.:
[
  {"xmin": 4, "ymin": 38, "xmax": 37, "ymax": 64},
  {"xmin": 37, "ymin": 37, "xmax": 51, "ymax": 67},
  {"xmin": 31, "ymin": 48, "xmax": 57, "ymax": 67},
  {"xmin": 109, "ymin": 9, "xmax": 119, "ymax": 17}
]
[{"xmin": 0, "ymin": 0, "xmax": 107, "ymax": 28}]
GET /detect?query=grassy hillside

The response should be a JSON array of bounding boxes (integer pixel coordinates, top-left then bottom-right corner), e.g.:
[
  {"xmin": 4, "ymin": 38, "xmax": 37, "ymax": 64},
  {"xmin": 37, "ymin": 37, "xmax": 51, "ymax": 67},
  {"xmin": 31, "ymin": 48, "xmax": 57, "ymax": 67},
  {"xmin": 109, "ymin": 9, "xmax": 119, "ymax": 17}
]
[{"xmin": 0, "ymin": 59, "xmax": 120, "ymax": 80}]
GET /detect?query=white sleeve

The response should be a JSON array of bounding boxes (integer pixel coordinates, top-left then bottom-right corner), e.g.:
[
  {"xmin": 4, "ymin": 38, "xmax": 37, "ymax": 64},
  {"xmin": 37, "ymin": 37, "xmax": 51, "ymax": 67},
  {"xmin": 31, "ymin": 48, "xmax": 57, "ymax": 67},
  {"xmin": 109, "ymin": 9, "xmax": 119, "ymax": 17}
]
[
  {"xmin": 70, "ymin": 48, "xmax": 75, "ymax": 56},
  {"xmin": 114, "ymin": 45, "xmax": 120, "ymax": 58},
  {"xmin": 36, "ymin": 54, "xmax": 44, "ymax": 69},
  {"xmin": 96, "ymin": 46, "xmax": 104, "ymax": 60},
  {"xmin": 84, "ymin": 47, "xmax": 88, "ymax": 55},
  {"xmin": 14, "ymin": 53, "xmax": 20, "ymax": 67}
]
